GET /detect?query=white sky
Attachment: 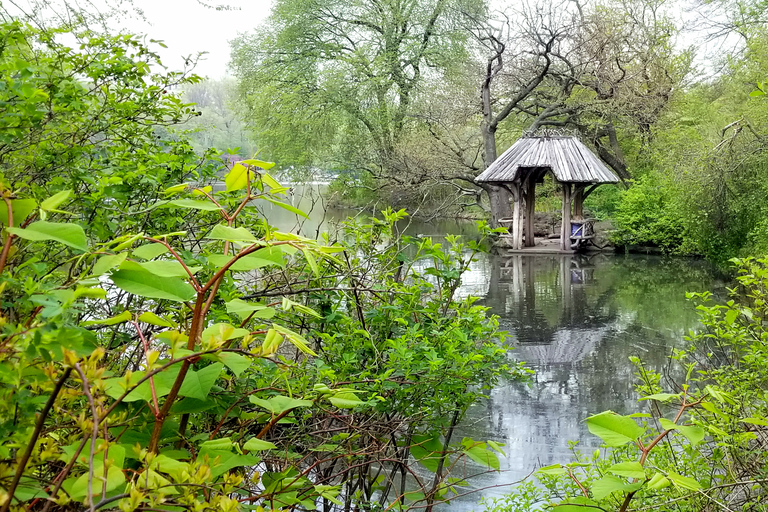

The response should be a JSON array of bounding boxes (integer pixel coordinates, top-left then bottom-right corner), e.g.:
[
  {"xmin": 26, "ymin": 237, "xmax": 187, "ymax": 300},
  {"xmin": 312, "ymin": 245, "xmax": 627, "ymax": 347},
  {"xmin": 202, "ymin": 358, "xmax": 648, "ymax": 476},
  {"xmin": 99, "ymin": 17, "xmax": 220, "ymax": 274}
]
[{"xmin": 125, "ymin": 0, "xmax": 273, "ymax": 78}]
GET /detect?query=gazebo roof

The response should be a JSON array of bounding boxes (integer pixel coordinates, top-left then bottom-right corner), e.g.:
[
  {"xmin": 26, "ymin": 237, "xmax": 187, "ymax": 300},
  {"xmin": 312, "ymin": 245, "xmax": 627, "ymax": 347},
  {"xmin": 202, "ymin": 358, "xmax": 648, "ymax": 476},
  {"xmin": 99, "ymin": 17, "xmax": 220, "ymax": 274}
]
[{"xmin": 475, "ymin": 136, "xmax": 620, "ymax": 184}]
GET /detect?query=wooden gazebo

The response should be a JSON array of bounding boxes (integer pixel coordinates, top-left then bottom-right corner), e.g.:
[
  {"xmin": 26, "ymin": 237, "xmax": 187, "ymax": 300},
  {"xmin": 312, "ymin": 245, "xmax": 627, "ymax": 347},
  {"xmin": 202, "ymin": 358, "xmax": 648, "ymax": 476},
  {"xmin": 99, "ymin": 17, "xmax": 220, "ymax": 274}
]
[{"xmin": 475, "ymin": 134, "xmax": 619, "ymax": 251}]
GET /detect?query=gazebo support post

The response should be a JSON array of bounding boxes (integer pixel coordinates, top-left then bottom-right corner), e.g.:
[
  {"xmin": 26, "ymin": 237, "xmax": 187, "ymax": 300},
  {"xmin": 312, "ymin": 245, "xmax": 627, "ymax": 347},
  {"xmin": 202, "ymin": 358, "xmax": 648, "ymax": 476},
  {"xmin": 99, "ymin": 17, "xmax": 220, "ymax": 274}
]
[
  {"xmin": 560, "ymin": 182, "xmax": 572, "ymax": 251},
  {"xmin": 573, "ymin": 184, "xmax": 586, "ymax": 219},
  {"xmin": 524, "ymin": 175, "xmax": 536, "ymax": 247},
  {"xmin": 511, "ymin": 183, "xmax": 523, "ymax": 250}
]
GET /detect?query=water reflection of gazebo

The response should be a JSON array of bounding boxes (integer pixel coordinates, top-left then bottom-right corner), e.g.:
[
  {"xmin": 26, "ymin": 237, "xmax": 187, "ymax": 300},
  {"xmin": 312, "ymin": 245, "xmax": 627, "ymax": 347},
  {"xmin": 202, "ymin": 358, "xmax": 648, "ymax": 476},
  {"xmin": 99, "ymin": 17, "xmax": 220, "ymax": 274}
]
[{"xmin": 475, "ymin": 133, "xmax": 619, "ymax": 252}]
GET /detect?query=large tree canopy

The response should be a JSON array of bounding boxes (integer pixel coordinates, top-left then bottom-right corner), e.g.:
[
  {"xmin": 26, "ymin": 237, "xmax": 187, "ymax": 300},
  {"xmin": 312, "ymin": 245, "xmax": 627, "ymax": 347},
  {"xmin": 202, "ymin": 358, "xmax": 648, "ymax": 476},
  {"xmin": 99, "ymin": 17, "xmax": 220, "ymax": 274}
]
[{"xmin": 230, "ymin": 0, "xmax": 485, "ymax": 171}]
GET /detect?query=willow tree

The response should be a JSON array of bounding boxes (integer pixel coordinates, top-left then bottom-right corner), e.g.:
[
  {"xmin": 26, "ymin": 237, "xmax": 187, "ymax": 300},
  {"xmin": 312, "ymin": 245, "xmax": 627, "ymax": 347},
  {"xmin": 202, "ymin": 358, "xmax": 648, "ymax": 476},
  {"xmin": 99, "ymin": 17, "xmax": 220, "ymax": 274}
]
[{"xmin": 229, "ymin": 0, "xmax": 485, "ymax": 174}]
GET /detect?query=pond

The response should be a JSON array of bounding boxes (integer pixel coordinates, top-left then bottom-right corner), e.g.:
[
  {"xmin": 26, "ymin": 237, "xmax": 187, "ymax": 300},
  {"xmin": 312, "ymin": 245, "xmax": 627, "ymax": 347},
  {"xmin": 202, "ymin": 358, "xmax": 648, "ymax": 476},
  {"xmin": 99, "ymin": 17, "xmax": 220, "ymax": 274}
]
[{"xmin": 261, "ymin": 185, "xmax": 727, "ymax": 510}]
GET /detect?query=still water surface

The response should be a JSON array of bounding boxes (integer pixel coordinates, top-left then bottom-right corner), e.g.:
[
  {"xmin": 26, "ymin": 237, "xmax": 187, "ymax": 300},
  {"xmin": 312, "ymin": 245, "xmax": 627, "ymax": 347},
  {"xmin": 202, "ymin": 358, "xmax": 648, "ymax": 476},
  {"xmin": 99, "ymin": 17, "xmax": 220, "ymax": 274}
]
[{"xmin": 262, "ymin": 186, "xmax": 727, "ymax": 510}]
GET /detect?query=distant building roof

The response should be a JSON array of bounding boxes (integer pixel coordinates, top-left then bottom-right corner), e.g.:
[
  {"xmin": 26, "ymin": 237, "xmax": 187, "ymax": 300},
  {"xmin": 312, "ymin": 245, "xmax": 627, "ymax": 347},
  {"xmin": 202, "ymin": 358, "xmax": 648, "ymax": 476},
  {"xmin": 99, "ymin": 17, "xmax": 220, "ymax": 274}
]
[{"xmin": 475, "ymin": 136, "xmax": 620, "ymax": 184}]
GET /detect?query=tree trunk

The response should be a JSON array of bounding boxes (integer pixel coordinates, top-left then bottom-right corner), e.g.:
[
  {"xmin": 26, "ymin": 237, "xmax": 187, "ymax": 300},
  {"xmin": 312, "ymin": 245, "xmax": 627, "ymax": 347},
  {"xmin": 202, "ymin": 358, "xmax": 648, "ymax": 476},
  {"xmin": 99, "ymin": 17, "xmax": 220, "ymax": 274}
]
[{"xmin": 483, "ymin": 183, "xmax": 514, "ymax": 228}]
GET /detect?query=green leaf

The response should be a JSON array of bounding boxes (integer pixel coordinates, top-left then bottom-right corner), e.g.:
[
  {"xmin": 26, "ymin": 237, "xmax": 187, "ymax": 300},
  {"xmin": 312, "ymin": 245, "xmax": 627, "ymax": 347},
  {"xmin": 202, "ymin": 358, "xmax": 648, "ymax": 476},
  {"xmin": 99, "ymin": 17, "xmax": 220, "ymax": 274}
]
[
  {"xmin": 272, "ymin": 324, "xmax": 317, "ymax": 356},
  {"xmin": 460, "ymin": 438, "xmax": 500, "ymax": 470},
  {"xmin": 725, "ymin": 308, "xmax": 739, "ymax": 325},
  {"xmin": 647, "ymin": 473, "xmax": 670, "ymax": 490},
  {"xmin": 536, "ymin": 464, "xmax": 567, "ymax": 476},
  {"xmin": 607, "ymin": 461, "xmax": 646, "ymax": 479},
  {"xmin": 226, "ymin": 163, "xmax": 250, "ymax": 192},
  {"xmin": 132, "ymin": 244, "xmax": 169, "ymax": 260},
  {"xmin": 66, "ymin": 466, "xmax": 125, "ymax": 501},
  {"xmin": 639, "ymin": 393, "xmax": 680, "ymax": 402},
  {"xmin": 216, "ymin": 352, "xmax": 251, "ymax": 376},
  {"xmin": 135, "ymin": 259, "xmax": 201, "ymax": 278},
  {"xmin": 169, "ymin": 199, "xmax": 221, "ymax": 211},
  {"xmin": 243, "ymin": 438, "xmax": 277, "ymax": 451},
  {"xmin": 202, "ymin": 323, "xmax": 249, "ymax": 343},
  {"xmin": 138, "ymin": 312, "xmax": 175, "ymax": 327},
  {"xmin": 110, "ymin": 269, "xmax": 196, "ymax": 302},
  {"xmin": 81, "ymin": 311, "xmax": 132, "ymax": 327},
  {"xmin": 659, "ymin": 418, "xmax": 705, "ymax": 446},
  {"xmin": 178, "ymin": 363, "xmax": 224, "ymax": 400},
  {"xmin": 249, "ymin": 395, "xmax": 313, "ymax": 414},
  {"xmin": 207, "ymin": 253, "xmax": 282, "ymax": 272},
  {"xmin": 303, "ymin": 248, "xmax": 319, "ymax": 275},
  {"xmin": 591, "ymin": 475, "xmax": 642, "ymax": 500},
  {"xmin": 741, "ymin": 417, "xmax": 768, "ymax": 426},
  {"xmin": 226, "ymin": 299, "xmax": 276, "ymax": 320},
  {"xmin": 7, "ymin": 221, "xmax": 87, "ymax": 251},
  {"xmin": 91, "ymin": 253, "xmax": 128, "ymax": 276},
  {"xmin": 328, "ymin": 392, "xmax": 364, "ymax": 409},
  {"xmin": 262, "ymin": 173, "xmax": 282, "ymax": 189},
  {"xmin": 487, "ymin": 440, "xmax": 506, "ymax": 456},
  {"xmin": 586, "ymin": 411, "xmax": 646, "ymax": 447},
  {"xmin": 264, "ymin": 196, "xmax": 310, "ymax": 219},
  {"xmin": 207, "ymin": 224, "xmax": 260, "ymax": 243},
  {"xmin": 410, "ymin": 434, "xmax": 443, "ymax": 473},
  {"xmin": 163, "ymin": 183, "xmax": 188, "ymax": 195},
  {"xmin": 0, "ymin": 198, "xmax": 36, "ymax": 227},
  {"xmin": 667, "ymin": 472, "xmax": 702, "ymax": 491},
  {"xmin": 40, "ymin": 190, "xmax": 72, "ymax": 211},
  {"xmin": 239, "ymin": 158, "xmax": 275, "ymax": 170}
]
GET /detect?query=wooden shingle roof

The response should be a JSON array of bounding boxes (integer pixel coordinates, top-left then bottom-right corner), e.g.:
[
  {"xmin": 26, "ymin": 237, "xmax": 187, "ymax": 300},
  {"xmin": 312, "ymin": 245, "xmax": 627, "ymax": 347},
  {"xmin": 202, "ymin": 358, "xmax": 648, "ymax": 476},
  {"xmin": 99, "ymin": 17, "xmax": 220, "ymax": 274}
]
[{"xmin": 475, "ymin": 136, "xmax": 620, "ymax": 184}]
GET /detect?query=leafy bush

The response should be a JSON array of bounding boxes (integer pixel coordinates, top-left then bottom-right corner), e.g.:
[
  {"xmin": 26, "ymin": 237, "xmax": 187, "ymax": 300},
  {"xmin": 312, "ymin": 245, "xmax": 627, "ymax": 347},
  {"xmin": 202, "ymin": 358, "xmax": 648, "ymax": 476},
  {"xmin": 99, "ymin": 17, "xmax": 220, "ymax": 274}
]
[
  {"xmin": 0, "ymin": 17, "xmax": 523, "ymax": 512},
  {"xmin": 610, "ymin": 174, "xmax": 689, "ymax": 253}
]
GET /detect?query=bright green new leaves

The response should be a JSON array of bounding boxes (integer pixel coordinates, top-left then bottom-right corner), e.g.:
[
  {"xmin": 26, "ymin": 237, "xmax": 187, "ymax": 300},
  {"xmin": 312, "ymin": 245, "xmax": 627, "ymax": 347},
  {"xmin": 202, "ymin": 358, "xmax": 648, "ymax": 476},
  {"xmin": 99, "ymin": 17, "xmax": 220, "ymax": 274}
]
[
  {"xmin": 0, "ymin": 197, "xmax": 36, "ymax": 226},
  {"xmin": 328, "ymin": 391, "xmax": 364, "ymax": 409},
  {"xmin": 659, "ymin": 418, "xmax": 705, "ymax": 446},
  {"xmin": 249, "ymin": 395, "xmax": 314, "ymax": 414},
  {"xmin": 7, "ymin": 221, "xmax": 87, "ymax": 251},
  {"xmin": 264, "ymin": 196, "xmax": 309, "ymax": 219},
  {"xmin": 201, "ymin": 323, "xmax": 249, "ymax": 344},
  {"xmin": 647, "ymin": 473, "xmax": 671, "ymax": 490},
  {"xmin": 132, "ymin": 244, "xmax": 169, "ymax": 260},
  {"xmin": 667, "ymin": 472, "xmax": 702, "ymax": 491},
  {"xmin": 39, "ymin": 190, "xmax": 73, "ymax": 218},
  {"xmin": 607, "ymin": 461, "xmax": 646, "ymax": 480},
  {"xmin": 272, "ymin": 323, "xmax": 317, "ymax": 356},
  {"xmin": 243, "ymin": 438, "xmax": 277, "ymax": 451},
  {"xmin": 110, "ymin": 268, "xmax": 196, "ymax": 302},
  {"xmin": 590, "ymin": 475, "xmax": 643, "ymax": 500},
  {"xmin": 225, "ymin": 159, "xmax": 275, "ymax": 192},
  {"xmin": 168, "ymin": 199, "xmax": 221, "ymax": 211},
  {"xmin": 639, "ymin": 393, "xmax": 680, "ymax": 402},
  {"xmin": 460, "ymin": 438, "xmax": 500, "ymax": 470},
  {"xmin": 64, "ymin": 466, "xmax": 125, "ymax": 502},
  {"xmin": 134, "ymin": 259, "xmax": 201, "ymax": 278},
  {"xmin": 586, "ymin": 411, "xmax": 646, "ymax": 447},
  {"xmin": 215, "ymin": 352, "xmax": 251, "ymax": 376},
  {"xmin": 138, "ymin": 311, "xmax": 175, "ymax": 327},
  {"xmin": 91, "ymin": 252, "xmax": 128, "ymax": 276},
  {"xmin": 207, "ymin": 224, "xmax": 260, "ymax": 243},
  {"xmin": 81, "ymin": 311, "xmax": 132, "ymax": 327},
  {"xmin": 226, "ymin": 299, "xmax": 276, "ymax": 320},
  {"xmin": 104, "ymin": 363, "xmax": 223, "ymax": 402}
]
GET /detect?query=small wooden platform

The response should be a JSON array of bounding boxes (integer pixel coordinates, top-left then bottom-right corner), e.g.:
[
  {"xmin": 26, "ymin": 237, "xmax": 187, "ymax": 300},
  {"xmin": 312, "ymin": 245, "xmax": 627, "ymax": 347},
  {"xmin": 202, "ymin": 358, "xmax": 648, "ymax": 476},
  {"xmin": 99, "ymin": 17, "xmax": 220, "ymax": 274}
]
[{"xmin": 495, "ymin": 236, "xmax": 576, "ymax": 254}]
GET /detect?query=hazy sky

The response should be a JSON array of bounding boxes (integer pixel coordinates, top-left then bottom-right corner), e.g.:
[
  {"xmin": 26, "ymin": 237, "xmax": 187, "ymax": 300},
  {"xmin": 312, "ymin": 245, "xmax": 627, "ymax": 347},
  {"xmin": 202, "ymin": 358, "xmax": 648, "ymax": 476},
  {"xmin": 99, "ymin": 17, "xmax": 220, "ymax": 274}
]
[{"xmin": 127, "ymin": 0, "xmax": 273, "ymax": 78}]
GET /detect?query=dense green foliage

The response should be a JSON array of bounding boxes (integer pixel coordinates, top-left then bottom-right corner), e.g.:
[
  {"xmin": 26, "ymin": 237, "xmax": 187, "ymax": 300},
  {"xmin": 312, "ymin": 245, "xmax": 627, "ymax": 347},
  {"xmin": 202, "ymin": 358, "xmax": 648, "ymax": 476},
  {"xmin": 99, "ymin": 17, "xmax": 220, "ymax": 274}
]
[{"xmin": 0, "ymin": 16, "xmax": 524, "ymax": 512}]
